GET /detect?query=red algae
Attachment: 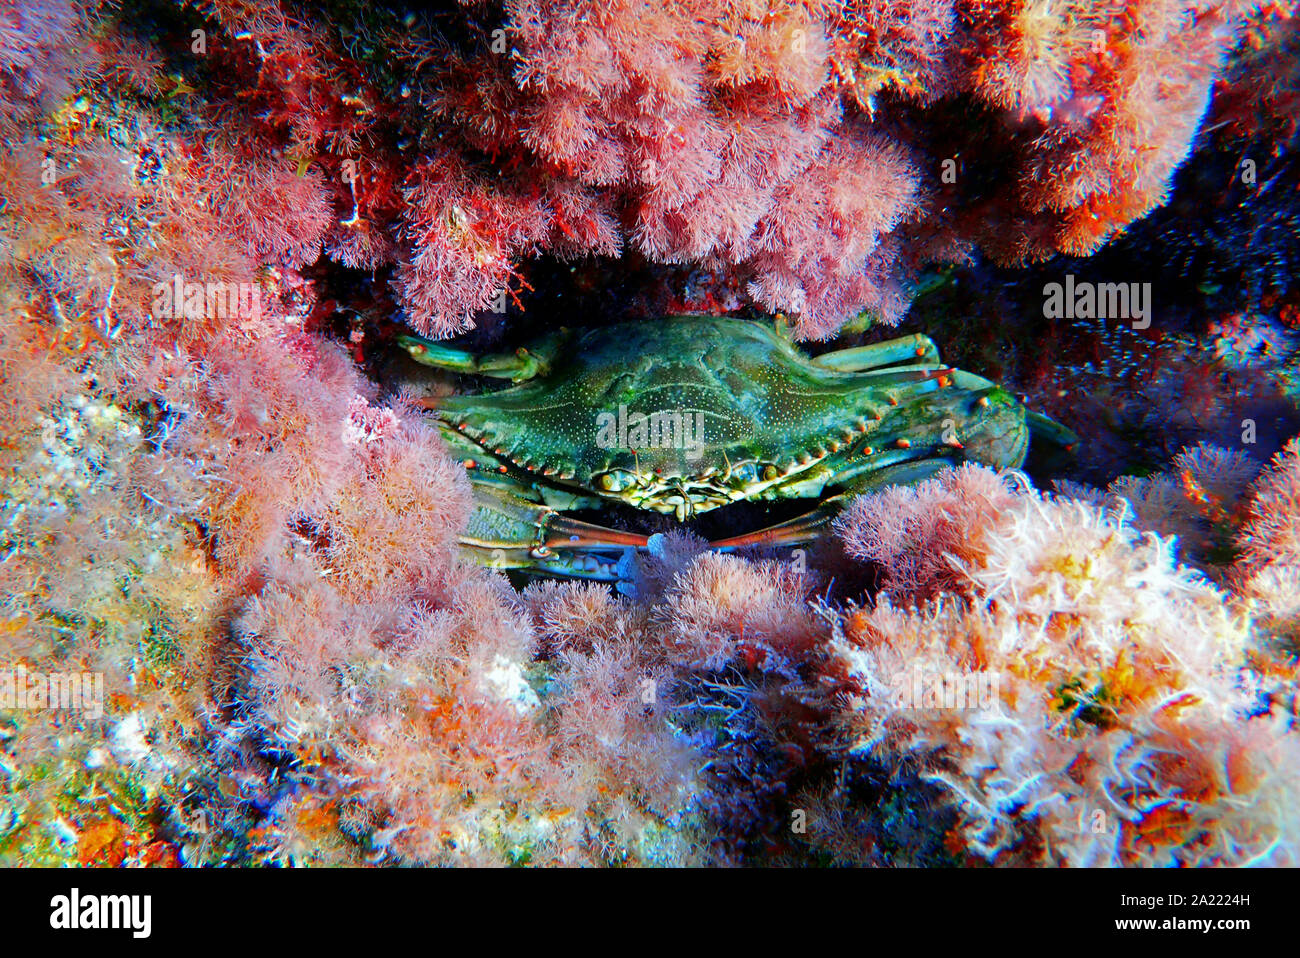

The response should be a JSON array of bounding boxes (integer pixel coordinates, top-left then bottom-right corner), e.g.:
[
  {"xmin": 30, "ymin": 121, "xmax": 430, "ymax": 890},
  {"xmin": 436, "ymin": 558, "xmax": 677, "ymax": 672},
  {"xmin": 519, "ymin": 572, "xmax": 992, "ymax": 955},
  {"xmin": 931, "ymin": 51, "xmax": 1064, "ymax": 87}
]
[{"xmin": 0, "ymin": 0, "xmax": 1297, "ymax": 872}]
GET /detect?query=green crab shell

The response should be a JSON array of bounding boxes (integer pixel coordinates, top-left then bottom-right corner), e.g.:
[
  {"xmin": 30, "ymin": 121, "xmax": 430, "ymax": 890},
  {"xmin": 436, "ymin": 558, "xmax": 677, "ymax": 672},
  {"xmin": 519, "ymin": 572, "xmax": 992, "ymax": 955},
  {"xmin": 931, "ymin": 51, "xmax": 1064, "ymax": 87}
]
[{"xmin": 435, "ymin": 317, "xmax": 1028, "ymax": 516}]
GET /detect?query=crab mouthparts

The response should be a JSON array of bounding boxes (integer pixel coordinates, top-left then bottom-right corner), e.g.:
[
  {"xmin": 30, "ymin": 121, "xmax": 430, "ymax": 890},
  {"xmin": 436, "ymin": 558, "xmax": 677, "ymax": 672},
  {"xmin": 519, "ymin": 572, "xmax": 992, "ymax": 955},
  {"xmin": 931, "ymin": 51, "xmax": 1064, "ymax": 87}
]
[{"xmin": 629, "ymin": 476, "xmax": 723, "ymax": 521}]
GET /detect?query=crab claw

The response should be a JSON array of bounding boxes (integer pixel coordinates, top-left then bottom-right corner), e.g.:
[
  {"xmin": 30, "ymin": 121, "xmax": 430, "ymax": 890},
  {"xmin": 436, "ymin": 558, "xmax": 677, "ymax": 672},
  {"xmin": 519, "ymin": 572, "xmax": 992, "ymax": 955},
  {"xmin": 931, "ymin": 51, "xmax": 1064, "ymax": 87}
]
[
  {"xmin": 709, "ymin": 461, "xmax": 950, "ymax": 552},
  {"xmin": 462, "ymin": 485, "xmax": 648, "ymax": 581},
  {"xmin": 542, "ymin": 514, "xmax": 649, "ymax": 550}
]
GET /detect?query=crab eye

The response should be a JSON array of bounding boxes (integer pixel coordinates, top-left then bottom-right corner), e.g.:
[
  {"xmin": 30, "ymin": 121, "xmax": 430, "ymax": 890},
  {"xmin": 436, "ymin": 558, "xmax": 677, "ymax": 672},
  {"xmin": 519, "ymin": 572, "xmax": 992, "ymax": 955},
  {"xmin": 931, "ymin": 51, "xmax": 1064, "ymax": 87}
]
[
  {"xmin": 596, "ymin": 471, "xmax": 636, "ymax": 492},
  {"xmin": 762, "ymin": 464, "xmax": 779, "ymax": 481}
]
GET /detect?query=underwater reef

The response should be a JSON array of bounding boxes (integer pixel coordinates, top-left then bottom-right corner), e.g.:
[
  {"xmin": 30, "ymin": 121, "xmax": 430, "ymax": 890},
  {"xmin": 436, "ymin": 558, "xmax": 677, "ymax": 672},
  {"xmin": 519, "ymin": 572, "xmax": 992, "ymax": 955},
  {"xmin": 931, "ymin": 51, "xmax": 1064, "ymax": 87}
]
[{"xmin": 1, "ymin": 0, "xmax": 1299, "ymax": 867}]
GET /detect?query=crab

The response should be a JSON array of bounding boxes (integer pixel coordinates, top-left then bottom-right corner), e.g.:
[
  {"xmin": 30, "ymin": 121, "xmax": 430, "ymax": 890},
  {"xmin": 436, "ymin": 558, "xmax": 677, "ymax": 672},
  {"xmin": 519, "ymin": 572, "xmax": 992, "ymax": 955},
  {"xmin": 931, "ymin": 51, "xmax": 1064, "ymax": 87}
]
[{"xmin": 400, "ymin": 315, "xmax": 1075, "ymax": 581}]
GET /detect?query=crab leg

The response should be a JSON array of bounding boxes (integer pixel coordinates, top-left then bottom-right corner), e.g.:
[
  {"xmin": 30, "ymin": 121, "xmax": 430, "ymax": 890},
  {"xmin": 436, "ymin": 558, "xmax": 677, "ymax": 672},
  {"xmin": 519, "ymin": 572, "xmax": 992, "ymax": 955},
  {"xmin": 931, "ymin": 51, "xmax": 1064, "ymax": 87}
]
[
  {"xmin": 1027, "ymin": 410, "xmax": 1079, "ymax": 450},
  {"xmin": 432, "ymin": 421, "xmax": 647, "ymax": 579},
  {"xmin": 398, "ymin": 334, "xmax": 556, "ymax": 383},
  {"xmin": 709, "ymin": 461, "xmax": 949, "ymax": 551},
  {"xmin": 462, "ymin": 484, "xmax": 648, "ymax": 580},
  {"xmin": 811, "ymin": 334, "xmax": 940, "ymax": 372}
]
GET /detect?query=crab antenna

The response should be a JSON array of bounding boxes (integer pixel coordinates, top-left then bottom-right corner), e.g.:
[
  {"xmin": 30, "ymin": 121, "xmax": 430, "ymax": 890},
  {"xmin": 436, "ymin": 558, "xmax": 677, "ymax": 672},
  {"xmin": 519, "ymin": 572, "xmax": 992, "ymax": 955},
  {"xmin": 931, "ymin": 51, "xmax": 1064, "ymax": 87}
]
[{"xmin": 671, "ymin": 477, "xmax": 694, "ymax": 521}]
